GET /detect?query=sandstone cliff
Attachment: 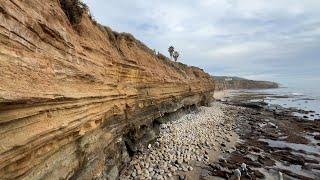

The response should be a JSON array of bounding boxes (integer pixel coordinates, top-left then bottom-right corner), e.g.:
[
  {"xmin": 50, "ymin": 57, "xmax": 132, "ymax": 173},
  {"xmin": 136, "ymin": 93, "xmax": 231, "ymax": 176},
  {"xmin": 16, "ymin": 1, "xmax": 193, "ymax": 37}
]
[
  {"xmin": 0, "ymin": 1, "xmax": 215, "ymax": 179},
  {"xmin": 214, "ymin": 76, "xmax": 278, "ymax": 91}
]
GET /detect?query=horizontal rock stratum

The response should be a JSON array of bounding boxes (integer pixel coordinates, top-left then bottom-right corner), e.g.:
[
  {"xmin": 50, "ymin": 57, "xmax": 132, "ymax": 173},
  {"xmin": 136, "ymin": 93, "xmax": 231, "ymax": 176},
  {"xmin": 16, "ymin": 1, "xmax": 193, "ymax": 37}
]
[{"xmin": 0, "ymin": 1, "xmax": 215, "ymax": 179}]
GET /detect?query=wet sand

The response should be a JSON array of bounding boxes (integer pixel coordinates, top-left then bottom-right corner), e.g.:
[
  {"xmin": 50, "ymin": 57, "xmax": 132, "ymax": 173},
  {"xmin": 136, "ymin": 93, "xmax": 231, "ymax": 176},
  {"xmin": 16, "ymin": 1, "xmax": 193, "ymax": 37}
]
[{"xmin": 214, "ymin": 90, "xmax": 231, "ymax": 100}]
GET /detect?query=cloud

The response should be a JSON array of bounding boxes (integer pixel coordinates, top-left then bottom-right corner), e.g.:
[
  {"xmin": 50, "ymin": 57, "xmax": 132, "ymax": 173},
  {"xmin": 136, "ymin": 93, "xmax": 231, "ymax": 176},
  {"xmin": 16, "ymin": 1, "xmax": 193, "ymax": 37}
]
[
  {"xmin": 82, "ymin": 0, "xmax": 320, "ymax": 87},
  {"xmin": 207, "ymin": 42, "xmax": 273, "ymax": 59}
]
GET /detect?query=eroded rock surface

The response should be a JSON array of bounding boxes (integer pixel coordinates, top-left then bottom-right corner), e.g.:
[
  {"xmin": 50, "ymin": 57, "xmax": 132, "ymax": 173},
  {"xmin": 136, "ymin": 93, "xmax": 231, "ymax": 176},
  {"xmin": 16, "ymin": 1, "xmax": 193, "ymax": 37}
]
[{"xmin": 0, "ymin": 1, "xmax": 214, "ymax": 179}]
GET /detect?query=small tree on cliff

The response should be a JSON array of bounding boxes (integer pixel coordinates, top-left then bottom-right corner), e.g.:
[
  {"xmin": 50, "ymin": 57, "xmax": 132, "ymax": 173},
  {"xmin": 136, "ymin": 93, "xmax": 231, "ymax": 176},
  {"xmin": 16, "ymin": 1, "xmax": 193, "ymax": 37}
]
[
  {"xmin": 168, "ymin": 46, "xmax": 174, "ymax": 59},
  {"xmin": 173, "ymin": 51, "xmax": 179, "ymax": 62}
]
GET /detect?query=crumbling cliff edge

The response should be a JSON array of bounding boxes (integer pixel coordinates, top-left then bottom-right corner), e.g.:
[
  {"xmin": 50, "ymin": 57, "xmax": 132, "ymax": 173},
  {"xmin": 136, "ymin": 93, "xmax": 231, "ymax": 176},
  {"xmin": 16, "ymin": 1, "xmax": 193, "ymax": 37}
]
[{"xmin": 0, "ymin": 1, "xmax": 214, "ymax": 179}]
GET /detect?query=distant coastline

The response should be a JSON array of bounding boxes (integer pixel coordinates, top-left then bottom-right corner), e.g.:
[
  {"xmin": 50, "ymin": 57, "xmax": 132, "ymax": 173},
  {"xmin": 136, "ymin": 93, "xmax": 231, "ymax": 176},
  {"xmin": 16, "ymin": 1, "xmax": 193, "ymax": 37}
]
[{"xmin": 213, "ymin": 76, "xmax": 279, "ymax": 91}]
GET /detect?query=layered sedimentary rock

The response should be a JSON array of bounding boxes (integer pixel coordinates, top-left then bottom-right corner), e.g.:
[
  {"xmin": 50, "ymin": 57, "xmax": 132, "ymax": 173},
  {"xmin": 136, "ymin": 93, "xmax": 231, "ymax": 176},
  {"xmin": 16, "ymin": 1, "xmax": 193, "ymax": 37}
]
[
  {"xmin": 0, "ymin": 1, "xmax": 214, "ymax": 179},
  {"xmin": 214, "ymin": 76, "xmax": 278, "ymax": 91}
]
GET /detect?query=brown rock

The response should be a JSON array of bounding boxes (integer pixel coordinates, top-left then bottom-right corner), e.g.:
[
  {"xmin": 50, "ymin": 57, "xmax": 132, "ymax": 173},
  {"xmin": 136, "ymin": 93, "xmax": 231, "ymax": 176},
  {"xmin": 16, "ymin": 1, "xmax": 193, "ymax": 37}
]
[
  {"xmin": 257, "ymin": 156, "xmax": 275, "ymax": 166},
  {"xmin": 253, "ymin": 169, "xmax": 265, "ymax": 178},
  {"xmin": 249, "ymin": 146, "xmax": 261, "ymax": 153},
  {"xmin": 0, "ymin": 1, "xmax": 215, "ymax": 179}
]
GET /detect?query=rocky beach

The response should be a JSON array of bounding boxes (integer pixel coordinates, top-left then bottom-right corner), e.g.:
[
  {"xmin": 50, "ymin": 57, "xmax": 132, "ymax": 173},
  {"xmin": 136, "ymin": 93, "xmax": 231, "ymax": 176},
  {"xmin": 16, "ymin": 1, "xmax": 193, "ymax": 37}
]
[
  {"xmin": 120, "ymin": 91, "xmax": 320, "ymax": 180},
  {"xmin": 120, "ymin": 103, "xmax": 238, "ymax": 179},
  {"xmin": 1, "ymin": 1, "xmax": 319, "ymax": 180}
]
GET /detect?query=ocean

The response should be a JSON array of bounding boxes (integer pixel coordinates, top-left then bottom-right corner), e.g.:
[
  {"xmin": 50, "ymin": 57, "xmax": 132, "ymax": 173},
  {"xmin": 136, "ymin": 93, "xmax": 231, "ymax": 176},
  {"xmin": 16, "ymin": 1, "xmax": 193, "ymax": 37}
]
[{"xmin": 230, "ymin": 84, "xmax": 320, "ymax": 120}]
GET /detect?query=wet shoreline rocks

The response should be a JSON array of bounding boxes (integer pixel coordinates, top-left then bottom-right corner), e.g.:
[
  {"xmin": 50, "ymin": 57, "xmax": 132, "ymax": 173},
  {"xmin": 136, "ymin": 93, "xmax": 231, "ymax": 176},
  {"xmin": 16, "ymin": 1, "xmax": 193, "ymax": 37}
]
[{"xmin": 214, "ymin": 98, "xmax": 320, "ymax": 179}]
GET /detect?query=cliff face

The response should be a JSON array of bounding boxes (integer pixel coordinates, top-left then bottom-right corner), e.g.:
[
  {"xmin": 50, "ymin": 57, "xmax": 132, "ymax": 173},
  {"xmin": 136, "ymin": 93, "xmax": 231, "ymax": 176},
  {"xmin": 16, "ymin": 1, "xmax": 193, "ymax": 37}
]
[
  {"xmin": 0, "ymin": 1, "xmax": 214, "ymax": 179},
  {"xmin": 214, "ymin": 76, "xmax": 278, "ymax": 91}
]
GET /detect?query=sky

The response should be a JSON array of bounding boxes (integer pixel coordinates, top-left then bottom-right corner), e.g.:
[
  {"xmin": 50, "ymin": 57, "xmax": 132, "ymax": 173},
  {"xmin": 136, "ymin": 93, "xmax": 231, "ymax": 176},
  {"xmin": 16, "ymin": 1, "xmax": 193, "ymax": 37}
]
[{"xmin": 82, "ymin": 0, "xmax": 320, "ymax": 88}]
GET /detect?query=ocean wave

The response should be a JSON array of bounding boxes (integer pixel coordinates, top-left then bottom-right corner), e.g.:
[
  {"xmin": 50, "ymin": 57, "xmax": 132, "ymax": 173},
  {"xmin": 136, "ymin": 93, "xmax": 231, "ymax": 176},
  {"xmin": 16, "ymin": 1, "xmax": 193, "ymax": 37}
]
[{"xmin": 291, "ymin": 92, "xmax": 304, "ymax": 96}]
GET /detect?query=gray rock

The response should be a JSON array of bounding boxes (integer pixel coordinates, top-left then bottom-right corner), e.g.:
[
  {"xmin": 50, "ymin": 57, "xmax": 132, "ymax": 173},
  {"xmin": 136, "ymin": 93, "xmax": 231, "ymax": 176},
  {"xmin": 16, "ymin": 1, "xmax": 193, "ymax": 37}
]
[
  {"xmin": 183, "ymin": 166, "xmax": 188, "ymax": 172},
  {"xmin": 179, "ymin": 175, "xmax": 186, "ymax": 180}
]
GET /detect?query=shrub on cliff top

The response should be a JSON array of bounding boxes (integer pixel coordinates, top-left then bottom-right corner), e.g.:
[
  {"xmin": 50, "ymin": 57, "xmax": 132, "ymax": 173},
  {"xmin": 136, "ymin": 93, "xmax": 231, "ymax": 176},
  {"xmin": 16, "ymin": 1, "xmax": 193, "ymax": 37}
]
[{"xmin": 59, "ymin": 0, "xmax": 88, "ymax": 25}]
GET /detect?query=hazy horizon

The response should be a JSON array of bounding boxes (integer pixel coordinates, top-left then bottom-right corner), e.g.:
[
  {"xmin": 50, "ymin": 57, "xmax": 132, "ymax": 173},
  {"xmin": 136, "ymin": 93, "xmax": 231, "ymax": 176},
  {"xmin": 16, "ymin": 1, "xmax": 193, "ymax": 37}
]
[{"xmin": 83, "ymin": 0, "xmax": 320, "ymax": 89}]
